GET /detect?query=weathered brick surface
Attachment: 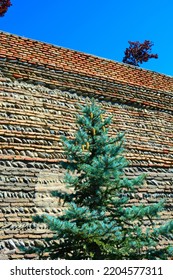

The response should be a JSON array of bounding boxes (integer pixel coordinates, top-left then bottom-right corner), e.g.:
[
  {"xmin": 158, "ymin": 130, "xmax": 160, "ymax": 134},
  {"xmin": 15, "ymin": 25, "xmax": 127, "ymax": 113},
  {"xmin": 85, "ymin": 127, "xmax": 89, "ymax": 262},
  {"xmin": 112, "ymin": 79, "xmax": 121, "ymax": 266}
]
[{"xmin": 0, "ymin": 32, "xmax": 173, "ymax": 259}]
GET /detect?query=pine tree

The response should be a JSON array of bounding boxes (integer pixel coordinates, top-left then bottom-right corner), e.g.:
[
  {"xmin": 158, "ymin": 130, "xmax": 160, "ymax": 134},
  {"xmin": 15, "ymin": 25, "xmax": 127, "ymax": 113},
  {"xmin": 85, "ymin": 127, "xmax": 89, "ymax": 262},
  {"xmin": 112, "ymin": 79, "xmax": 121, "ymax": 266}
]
[{"xmin": 24, "ymin": 99, "xmax": 173, "ymax": 259}]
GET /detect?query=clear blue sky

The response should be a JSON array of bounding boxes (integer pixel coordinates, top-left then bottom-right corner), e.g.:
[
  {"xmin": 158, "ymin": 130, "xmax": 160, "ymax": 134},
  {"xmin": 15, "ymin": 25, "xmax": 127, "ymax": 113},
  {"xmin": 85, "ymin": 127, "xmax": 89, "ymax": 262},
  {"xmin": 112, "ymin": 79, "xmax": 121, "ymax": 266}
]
[{"xmin": 1, "ymin": 0, "xmax": 173, "ymax": 76}]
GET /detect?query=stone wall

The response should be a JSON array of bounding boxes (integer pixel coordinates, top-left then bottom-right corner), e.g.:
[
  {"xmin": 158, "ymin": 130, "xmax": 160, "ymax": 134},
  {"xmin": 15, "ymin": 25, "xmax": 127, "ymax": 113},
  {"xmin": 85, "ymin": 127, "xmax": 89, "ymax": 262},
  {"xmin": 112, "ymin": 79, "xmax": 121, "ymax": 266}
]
[{"xmin": 0, "ymin": 32, "xmax": 173, "ymax": 259}]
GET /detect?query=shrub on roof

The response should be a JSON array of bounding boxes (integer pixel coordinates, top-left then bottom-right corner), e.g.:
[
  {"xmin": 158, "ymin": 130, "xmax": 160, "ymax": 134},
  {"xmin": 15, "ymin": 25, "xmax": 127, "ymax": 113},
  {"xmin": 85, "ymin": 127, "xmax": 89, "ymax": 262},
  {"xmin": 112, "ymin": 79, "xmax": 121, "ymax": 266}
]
[
  {"xmin": 123, "ymin": 40, "xmax": 158, "ymax": 67},
  {"xmin": 0, "ymin": 0, "xmax": 12, "ymax": 17}
]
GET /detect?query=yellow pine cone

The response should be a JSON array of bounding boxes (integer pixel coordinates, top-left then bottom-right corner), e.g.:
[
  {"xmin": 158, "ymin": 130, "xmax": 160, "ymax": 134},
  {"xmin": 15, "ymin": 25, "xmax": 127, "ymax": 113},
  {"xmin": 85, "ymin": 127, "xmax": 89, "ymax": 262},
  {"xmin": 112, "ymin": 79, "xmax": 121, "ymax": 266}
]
[
  {"xmin": 90, "ymin": 112, "xmax": 94, "ymax": 119},
  {"xmin": 82, "ymin": 145, "xmax": 85, "ymax": 151},
  {"xmin": 86, "ymin": 142, "xmax": 90, "ymax": 150},
  {"xmin": 100, "ymin": 114, "xmax": 104, "ymax": 122},
  {"xmin": 82, "ymin": 143, "xmax": 89, "ymax": 151},
  {"xmin": 91, "ymin": 128, "xmax": 96, "ymax": 136}
]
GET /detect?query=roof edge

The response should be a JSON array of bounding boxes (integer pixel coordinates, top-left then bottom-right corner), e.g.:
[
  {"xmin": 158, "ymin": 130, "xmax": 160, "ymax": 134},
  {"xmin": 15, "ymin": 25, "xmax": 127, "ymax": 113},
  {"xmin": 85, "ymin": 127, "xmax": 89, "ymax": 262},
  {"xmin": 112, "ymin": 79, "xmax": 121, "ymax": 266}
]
[{"xmin": 0, "ymin": 30, "xmax": 172, "ymax": 79}]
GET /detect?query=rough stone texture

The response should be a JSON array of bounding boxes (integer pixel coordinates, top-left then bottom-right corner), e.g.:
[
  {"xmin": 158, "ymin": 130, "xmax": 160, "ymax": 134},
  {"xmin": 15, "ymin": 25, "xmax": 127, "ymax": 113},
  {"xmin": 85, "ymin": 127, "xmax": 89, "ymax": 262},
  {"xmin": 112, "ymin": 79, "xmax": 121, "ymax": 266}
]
[{"xmin": 0, "ymin": 32, "xmax": 173, "ymax": 259}]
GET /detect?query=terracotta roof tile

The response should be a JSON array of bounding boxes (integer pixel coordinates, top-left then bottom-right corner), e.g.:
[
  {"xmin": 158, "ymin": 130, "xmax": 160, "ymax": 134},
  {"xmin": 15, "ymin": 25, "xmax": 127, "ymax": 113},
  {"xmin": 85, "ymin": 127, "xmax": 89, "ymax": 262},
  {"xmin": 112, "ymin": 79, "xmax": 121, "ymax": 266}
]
[{"xmin": 0, "ymin": 32, "xmax": 173, "ymax": 91}]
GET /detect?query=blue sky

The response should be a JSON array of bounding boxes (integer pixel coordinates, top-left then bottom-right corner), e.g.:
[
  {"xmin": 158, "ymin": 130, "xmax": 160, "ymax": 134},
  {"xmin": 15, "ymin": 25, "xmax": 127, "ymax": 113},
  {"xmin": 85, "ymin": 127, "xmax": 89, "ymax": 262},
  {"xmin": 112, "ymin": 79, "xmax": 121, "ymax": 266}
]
[{"xmin": 1, "ymin": 0, "xmax": 173, "ymax": 76}]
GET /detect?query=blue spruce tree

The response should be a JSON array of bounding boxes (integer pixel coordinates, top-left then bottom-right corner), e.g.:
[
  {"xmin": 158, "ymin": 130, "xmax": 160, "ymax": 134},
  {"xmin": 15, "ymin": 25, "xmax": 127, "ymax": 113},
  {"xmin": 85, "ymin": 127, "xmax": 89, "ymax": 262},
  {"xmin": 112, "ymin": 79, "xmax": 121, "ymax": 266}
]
[{"xmin": 24, "ymin": 100, "xmax": 173, "ymax": 259}]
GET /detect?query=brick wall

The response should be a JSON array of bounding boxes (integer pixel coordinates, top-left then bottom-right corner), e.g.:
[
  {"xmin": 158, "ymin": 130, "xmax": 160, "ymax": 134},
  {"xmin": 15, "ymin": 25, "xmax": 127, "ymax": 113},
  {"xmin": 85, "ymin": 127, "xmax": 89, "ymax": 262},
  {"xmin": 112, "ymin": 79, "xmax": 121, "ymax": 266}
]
[{"xmin": 0, "ymin": 32, "xmax": 173, "ymax": 259}]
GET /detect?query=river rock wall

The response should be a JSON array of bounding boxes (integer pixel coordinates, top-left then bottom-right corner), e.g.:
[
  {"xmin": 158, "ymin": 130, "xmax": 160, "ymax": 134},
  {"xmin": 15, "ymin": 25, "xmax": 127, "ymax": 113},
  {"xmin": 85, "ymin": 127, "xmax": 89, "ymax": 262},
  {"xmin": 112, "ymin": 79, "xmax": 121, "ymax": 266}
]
[{"xmin": 0, "ymin": 32, "xmax": 173, "ymax": 259}]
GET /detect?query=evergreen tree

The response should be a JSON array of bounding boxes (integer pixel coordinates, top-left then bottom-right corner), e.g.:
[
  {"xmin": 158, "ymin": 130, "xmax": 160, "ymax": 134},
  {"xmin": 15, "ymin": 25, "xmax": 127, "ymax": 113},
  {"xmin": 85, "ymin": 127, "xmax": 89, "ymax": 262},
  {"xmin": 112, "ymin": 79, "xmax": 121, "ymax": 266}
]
[{"xmin": 24, "ymin": 100, "xmax": 173, "ymax": 259}]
